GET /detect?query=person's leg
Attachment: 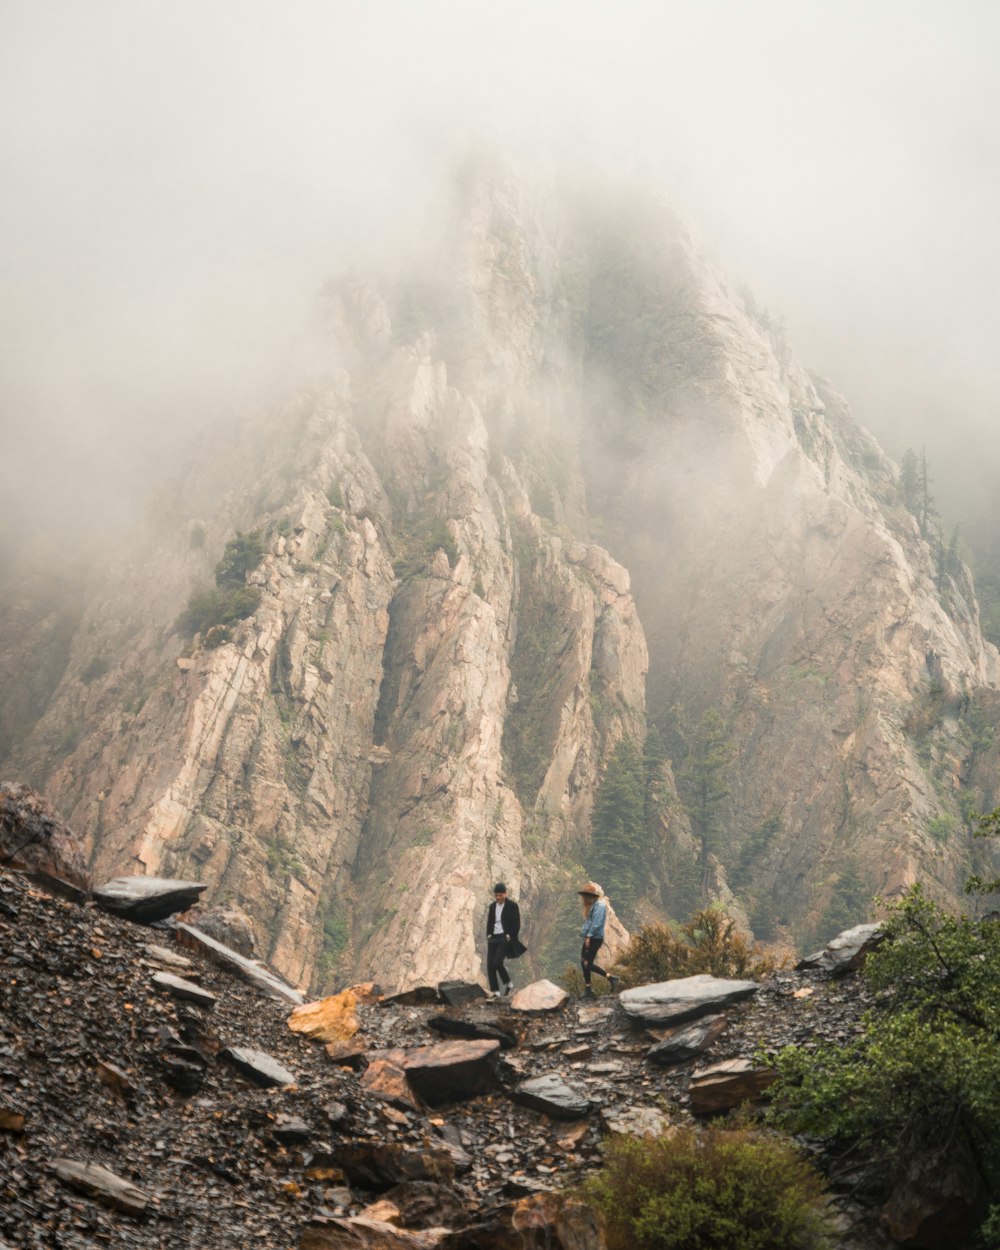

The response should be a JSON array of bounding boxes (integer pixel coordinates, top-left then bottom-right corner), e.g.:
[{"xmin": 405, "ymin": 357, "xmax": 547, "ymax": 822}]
[
  {"xmin": 496, "ymin": 946, "xmax": 511, "ymax": 992},
  {"xmin": 581, "ymin": 940, "xmax": 595, "ymax": 991},
  {"xmin": 487, "ymin": 938, "xmax": 502, "ymax": 992}
]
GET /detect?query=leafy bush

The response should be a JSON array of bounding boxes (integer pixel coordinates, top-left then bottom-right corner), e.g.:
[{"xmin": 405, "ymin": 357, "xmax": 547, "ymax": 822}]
[
  {"xmin": 580, "ymin": 1127, "xmax": 833, "ymax": 1250},
  {"xmin": 769, "ymin": 882, "xmax": 1000, "ymax": 1229},
  {"xmin": 175, "ymin": 531, "xmax": 265, "ymax": 641},
  {"xmin": 613, "ymin": 908, "xmax": 776, "ymax": 988},
  {"xmin": 175, "ymin": 585, "xmax": 261, "ymax": 639}
]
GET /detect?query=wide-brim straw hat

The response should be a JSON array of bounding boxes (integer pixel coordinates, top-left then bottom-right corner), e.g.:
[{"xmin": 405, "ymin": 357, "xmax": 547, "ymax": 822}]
[{"xmin": 577, "ymin": 881, "xmax": 602, "ymax": 897}]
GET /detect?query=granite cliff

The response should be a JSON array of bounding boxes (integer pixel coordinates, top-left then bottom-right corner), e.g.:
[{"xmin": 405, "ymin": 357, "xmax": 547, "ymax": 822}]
[{"xmin": 3, "ymin": 159, "xmax": 998, "ymax": 988}]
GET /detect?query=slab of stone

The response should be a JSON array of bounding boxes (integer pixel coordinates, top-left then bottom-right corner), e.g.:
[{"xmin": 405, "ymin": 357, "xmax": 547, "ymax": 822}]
[
  {"xmin": 600, "ymin": 1104, "xmax": 671, "ymax": 1138},
  {"xmin": 271, "ymin": 1114, "xmax": 311, "ymax": 1144},
  {"xmin": 175, "ymin": 922, "xmax": 303, "ymax": 1005},
  {"xmin": 143, "ymin": 943, "xmax": 194, "ymax": 970},
  {"xmin": 511, "ymin": 1073, "xmax": 592, "ymax": 1120},
  {"xmin": 576, "ymin": 1002, "xmax": 614, "ymax": 1027},
  {"xmin": 0, "ymin": 782, "xmax": 91, "ymax": 892},
  {"xmin": 437, "ymin": 980, "xmax": 487, "ymax": 1007},
  {"xmin": 619, "ymin": 975, "xmax": 758, "ymax": 1026},
  {"xmin": 402, "ymin": 1039, "xmax": 500, "ymax": 1106},
  {"xmin": 646, "ymin": 1014, "xmax": 728, "ymax": 1066},
  {"xmin": 51, "ymin": 1158, "xmax": 149, "ymax": 1216},
  {"xmin": 302, "ymin": 1214, "xmax": 448, "ymax": 1248},
  {"xmin": 796, "ymin": 923, "xmax": 886, "ymax": 976},
  {"xmin": 509, "ymin": 980, "xmax": 568, "ymax": 1014},
  {"xmin": 93, "ymin": 875, "xmax": 205, "ymax": 923},
  {"xmin": 381, "ymin": 986, "xmax": 440, "ymax": 1006},
  {"xmin": 221, "ymin": 1045, "xmax": 295, "ymax": 1088},
  {"xmin": 151, "ymin": 971, "xmax": 217, "ymax": 1010},
  {"xmin": 427, "ymin": 1015, "xmax": 517, "ymax": 1050},
  {"xmin": 688, "ymin": 1059, "xmax": 778, "ymax": 1115},
  {"xmin": 562, "ymin": 1043, "xmax": 592, "ymax": 1061}
]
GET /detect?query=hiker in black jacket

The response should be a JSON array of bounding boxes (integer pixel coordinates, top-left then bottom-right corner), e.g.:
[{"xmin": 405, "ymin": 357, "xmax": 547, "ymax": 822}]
[{"xmin": 485, "ymin": 882, "xmax": 523, "ymax": 998}]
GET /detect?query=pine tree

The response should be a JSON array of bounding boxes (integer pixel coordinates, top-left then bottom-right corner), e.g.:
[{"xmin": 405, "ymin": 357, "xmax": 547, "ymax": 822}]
[
  {"xmin": 900, "ymin": 448, "xmax": 920, "ymax": 514},
  {"xmin": 591, "ymin": 736, "xmax": 647, "ymax": 923},
  {"xmin": 678, "ymin": 708, "xmax": 732, "ymax": 876}
]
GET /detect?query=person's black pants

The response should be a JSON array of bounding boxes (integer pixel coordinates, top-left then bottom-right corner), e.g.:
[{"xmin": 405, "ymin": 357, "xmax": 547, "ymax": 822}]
[
  {"xmin": 487, "ymin": 935, "xmax": 511, "ymax": 991},
  {"xmin": 581, "ymin": 937, "xmax": 609, "ymax": 985}
]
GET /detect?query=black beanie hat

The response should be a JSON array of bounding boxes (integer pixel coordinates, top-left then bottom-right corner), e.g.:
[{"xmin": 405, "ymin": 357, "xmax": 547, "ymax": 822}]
[{"xmin": 493, "ymin": 882, "xmax": 507, "ymax": 894}]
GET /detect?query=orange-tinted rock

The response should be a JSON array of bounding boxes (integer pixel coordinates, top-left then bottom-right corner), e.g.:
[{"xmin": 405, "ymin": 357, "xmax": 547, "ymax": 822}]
[
  {"xmin": 288, "ymin": 989, "xmax": 361, "ymax": 1045},
  {"xmin": 360, "ymin": 1050, "xmax": 420, "ymax": 1110}
]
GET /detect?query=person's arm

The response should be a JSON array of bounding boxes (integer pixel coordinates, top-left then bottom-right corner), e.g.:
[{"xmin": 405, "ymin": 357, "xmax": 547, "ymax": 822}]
[
  {"xmin": 485, "ymin": 904, "xmax": 493, "ymax": 940},
  {"xmin": 593, "ymin": 900, "xmax": 607, "ymax": 939}
]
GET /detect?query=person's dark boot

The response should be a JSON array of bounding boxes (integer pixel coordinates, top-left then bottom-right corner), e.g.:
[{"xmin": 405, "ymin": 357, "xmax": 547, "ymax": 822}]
[
  {"xmin": 608, "ymin": 974, "xmax": 620, "ymax": 992},
  {"xmin": 583, "ymin": 985, "xmax": 595, "ymax": 999}
]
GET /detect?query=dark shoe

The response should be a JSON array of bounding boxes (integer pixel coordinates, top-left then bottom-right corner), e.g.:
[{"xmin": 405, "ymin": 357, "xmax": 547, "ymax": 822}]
[
  {"xmin": 583, "ymin": 986, "xmax": 595, "ymax": 999},
  {"xmin": 503, "ymin": 981, "xmax": 514, "ymax": 997},
  {"xmin": 608, "ymin": 975, "xmax": 620, "ymax": 992}
]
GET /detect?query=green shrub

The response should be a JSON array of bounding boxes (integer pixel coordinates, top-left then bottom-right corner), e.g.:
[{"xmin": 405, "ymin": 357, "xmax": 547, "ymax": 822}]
[
  {"xmin": 175, "ymin": 585, "xmax": 261, "ymax": 639},
  {"xmin": 580, "ymin": 1127, "xmax": 833, "ymax": 1250},
  {"xmin": 769, "ymin": 883, "xmax": 1000, "ymax": 1225},
  {"xmin": 613, "ymin": 909, "xmax": 776, "ymax": 988}
]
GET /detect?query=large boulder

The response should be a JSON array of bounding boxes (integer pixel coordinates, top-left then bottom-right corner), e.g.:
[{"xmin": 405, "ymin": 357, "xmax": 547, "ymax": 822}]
[
  {"xmin": 427, "ymin": 1016, "xmax": 517, "ymax": 1050},
  {"xmin": 619, "ymin": 975, "xmax": 758, "ymax": 1027},
  {"xmin": 403, "ymin": 1040, "xmax": 500, "ymax": 1106},
  {"xmin": 509, "ymin": 980, "xmax": 568, "ymax": 1014},
  {"xmin": 288, "ymin": 989, "xmax": 361, "ymax": 1045},
  {"xmin": 0, "ymin": 783, "xmax": 90, "ymax": 892},
  {"xmin": 796, "ymin": 923, "xmax": 886, "ymax": 976},
  {"xmin": 688, "ymin": 1059, "xmax": 777, "ymax": 1115},
  {"xmin": 511, "ymin": 1074, "xmax": 592, "ymax": 1120},
  {"xmin": 93, "ymin": 876, "xmax": 205, "ymax": 924}
]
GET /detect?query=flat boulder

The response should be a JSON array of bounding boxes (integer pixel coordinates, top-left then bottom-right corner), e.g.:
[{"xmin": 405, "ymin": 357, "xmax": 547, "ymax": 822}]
[
  {"xmin": 646, "ymin": 1015, "xmax": 728, "ymax": 1066},
  {"xmin": 403, "ymin": 1039, "xmax": 500, "ymax": 1106},
  {"xmin": 381, "ymin": 986, "xmax": 440, "ymax": 1006},
  {"xmin": 175, "ymin": 921, "xmax": 303, "ymax": 1004},
  {"xmin": 51, "ymin": 1159, "xmax": 149, "ymax": 1217},
  {"xmin": 796, "ymin": 923, "xmax": 886, "ymax": 976},
  {"xmin": 511, "ymin": 1074, "xmax": 592, "ymax": 1120},
  {"xmin": 509, "ymin": 980, "xmax": 568, "ymax": 1014},
  {"xmin": 619, "ymin": 975, "xmax": 757, "ymax": 1027},
  {"xmin": 688, "ymin": 1058, "xmax": 777, "ymax": 1115},
  {"xmin": 302, "ymin": 1214, "xmax": 448, "ymax": 1248},
  {"xmin": 151, "ymin": 971, "xmax": 217, "ymax": 1010},
  {"xmin": 221, "ymin": 1045, "xmax": 295, "ymax": 1088},
  {"xmin": 437, "ymin": 980, "xmax": 487, "ymax": 1007},
  {"xmin": 427, "ymin": 1016, "xmax": 517, "ymax": 1050},
  {"xmin": 360, "ymin": 1050, "xmax": 421, "ymax": 1110},
  {"xmin": 93, "ymin": 876, "xmax": 205, "ymax": 924}
]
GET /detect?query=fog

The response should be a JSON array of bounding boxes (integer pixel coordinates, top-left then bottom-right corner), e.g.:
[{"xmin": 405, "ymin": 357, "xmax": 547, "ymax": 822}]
[{"xmin": 3, "ymin": 0, "xmax": 999, "ymax": 560}]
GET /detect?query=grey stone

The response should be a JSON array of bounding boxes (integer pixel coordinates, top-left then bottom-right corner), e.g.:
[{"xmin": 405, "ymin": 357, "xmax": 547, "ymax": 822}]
[
  {"xmin": 619, "ymin": 975, "xmax": 758, "ymax": 1026},
  {"xmin": 796, "ymin": 923, "xmax": 886, "ymax": 976},
  {"xmin": 511, "ymin": 1073, "xmax": 592, "ymax": 1120},
  {"xmin": 221, "ymin": 1045, "xmax": 295, "ymax": 1088},
  {"xmin": 51, "ymin": 1159, "xmax": 149, "ymax": 1216},
  {"xmin": 93, "ymin": 875, "xmax": 205, "ymax": 923},
  {"xmin": 151, "ymin": 971, "xmax": 217, "ymax": 1010},
  {"xmin": 403, "ymin": 1039, "xmax": 500, "ymax": 1106},
  {"xmin": 646, "ymin": 1014, "xmax": 728, "ymax": 1066},
  {"xmin": 437, "ymin": 980, "xmax": 487, "ymax": 1006},
  {"xmin": 175, "ymin": 922, "xmax": 303, "ymax": 1004}
]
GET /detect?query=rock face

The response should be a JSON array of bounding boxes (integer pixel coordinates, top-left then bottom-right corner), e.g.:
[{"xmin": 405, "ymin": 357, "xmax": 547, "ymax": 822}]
[
  {"xmin": 0, "ymin": 783, "xmax": 90, "ymax": 892},
  {"xmin": 5, "ymin": 157, "xmax": 1000, "ymax": 990}
]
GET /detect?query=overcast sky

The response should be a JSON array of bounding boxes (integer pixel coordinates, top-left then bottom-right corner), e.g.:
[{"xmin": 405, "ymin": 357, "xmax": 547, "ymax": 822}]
[{"xmin": 3, "ymin": 1, "xmax": 999, "ymax": 544}]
